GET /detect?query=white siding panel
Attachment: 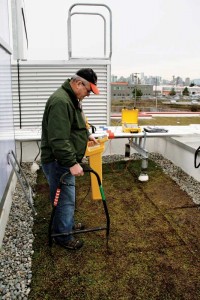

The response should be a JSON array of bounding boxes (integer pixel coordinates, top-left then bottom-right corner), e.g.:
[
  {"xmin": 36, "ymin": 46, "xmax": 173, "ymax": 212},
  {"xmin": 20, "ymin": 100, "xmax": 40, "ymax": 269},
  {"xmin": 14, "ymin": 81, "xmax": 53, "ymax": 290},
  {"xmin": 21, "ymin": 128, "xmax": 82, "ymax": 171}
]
[{"xmin": 12, "ymin": 60, "xmax": 111, "ymax": 128}]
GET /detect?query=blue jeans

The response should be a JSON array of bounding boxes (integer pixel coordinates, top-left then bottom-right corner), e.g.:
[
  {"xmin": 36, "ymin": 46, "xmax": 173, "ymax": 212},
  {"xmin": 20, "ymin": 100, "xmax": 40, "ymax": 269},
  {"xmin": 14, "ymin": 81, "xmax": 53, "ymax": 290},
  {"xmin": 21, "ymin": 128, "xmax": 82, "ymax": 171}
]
[{"xmin": 42, "ymin": 161, "xmax": 76, "ymax": 242}]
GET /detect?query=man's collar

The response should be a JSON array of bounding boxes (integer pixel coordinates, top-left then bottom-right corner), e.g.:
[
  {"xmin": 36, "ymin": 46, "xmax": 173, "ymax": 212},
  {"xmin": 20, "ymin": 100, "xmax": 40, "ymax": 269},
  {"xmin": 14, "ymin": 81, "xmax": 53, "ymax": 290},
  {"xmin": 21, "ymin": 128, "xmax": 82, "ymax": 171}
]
[{"xmin": 62, "ymin": 79, "xmax": 79, "ymax": 109}]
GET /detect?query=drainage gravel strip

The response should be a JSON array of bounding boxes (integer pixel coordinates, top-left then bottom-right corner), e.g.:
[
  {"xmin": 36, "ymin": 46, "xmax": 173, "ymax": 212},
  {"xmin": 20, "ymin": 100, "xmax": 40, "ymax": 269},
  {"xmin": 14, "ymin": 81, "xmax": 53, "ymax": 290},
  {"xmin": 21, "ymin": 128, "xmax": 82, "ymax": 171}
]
[
  {"xmin": 0, "ymin": 154, "xmax": 200, "ymax": 299},
  {"xmin": 0, "ymin": 164, "xmax": 36, "ymax": 300}
]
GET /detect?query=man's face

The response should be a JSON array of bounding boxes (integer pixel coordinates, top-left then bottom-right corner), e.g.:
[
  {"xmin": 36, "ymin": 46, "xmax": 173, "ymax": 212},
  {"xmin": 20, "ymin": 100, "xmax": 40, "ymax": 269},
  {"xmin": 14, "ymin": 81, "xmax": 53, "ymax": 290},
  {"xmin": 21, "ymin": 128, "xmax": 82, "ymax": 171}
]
[{"xmin": 76, "ymin": 79, "xmax": 92, "ymax": 101}]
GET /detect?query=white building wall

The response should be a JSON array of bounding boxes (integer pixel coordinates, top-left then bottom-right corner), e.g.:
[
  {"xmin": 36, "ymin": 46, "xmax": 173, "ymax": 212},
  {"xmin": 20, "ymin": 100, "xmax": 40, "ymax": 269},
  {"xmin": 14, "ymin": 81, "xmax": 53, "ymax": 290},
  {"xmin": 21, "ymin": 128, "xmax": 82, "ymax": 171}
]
[
  {"xmin": 0, "ymin": 0, "xmax": 16, "ymax": 248},
  {"xmin": 11, "ymin": 60, "xmax": 111, "ymax": 128}
]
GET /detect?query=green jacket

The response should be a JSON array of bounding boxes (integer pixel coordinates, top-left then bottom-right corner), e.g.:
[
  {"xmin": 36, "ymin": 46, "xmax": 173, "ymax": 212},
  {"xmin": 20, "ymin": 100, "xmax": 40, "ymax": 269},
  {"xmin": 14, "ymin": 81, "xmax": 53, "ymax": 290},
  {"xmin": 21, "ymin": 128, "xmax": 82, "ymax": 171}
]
[{"xmin": 41, "ymin": 79, "xmax": 89, "ymax": 167}]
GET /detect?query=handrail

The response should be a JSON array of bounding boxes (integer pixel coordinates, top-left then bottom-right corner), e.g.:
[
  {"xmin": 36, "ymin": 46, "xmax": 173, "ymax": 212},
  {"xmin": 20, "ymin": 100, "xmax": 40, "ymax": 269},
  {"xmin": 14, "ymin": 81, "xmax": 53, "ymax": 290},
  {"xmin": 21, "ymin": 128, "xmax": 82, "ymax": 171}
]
[
  {"xmin": 70, "ymin": 12, "xmax": 106, "ymax": 57},
  {"xmin": 68, "ymin": 3, "xmax": 112, "ymax": 59}
]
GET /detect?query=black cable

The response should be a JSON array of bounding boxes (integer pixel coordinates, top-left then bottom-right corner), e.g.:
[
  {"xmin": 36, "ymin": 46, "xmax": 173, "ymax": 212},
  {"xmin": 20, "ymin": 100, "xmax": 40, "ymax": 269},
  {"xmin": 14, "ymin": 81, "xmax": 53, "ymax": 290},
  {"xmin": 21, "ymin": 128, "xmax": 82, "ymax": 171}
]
[
  {"xmin": 194, "ymin": 146, "xmax": 200, "ymax": 168},
  {"xmin": 21, "ymin": 8, "xmax": 28, "ymax": 48},
  {"xmin": 17, "ymin": 60, "xmax": 22, "ymax": 129},
  {"xmin": 76, "ymin": 184, "xmax": 91, "ymax": 208}
]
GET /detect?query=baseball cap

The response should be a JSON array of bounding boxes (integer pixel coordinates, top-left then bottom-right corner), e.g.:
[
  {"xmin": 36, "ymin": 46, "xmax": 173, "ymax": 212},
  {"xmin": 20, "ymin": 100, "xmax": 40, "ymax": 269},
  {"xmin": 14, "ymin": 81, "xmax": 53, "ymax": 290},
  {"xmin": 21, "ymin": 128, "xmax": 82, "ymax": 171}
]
[{"xmin": 76, "ymin": 68, "xmax": 99, "ymax": 95}]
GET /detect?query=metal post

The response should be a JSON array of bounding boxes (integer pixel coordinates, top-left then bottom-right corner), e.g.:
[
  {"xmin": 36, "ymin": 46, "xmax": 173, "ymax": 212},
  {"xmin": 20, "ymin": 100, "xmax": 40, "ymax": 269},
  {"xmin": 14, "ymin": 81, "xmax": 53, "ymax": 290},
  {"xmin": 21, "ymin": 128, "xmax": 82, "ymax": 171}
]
[
  {"xmin": 155, "ymin": 77, "xmax": 157, "ymax": 111},
  {"xmin": 134, "ymin": 73, "xmax": 139, "ymax": 107}
]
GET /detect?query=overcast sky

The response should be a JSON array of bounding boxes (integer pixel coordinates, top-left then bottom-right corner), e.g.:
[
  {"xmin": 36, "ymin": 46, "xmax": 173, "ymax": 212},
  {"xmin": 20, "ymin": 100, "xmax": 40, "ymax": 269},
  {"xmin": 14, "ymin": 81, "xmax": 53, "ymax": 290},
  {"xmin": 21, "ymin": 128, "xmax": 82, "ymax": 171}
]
[{"xmin": 24, "ymin": 0, "xmax": 200, "ymax": 80}]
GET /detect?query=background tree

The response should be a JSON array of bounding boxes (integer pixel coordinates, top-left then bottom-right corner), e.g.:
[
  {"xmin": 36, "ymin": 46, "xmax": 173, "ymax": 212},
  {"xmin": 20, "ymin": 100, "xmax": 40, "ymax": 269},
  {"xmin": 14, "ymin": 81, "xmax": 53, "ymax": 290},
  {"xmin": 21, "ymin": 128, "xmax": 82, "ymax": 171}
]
[
  {"xmin": 132, "ymin": 88, "xmax": 143, "ymax": 99},
  {"xmin": 182, "ymin": 87, "xmax": 189, "ymax": 96},
  {"xmin": 169, "ymin": 88, "xmax": 176, "ymax": 96}
]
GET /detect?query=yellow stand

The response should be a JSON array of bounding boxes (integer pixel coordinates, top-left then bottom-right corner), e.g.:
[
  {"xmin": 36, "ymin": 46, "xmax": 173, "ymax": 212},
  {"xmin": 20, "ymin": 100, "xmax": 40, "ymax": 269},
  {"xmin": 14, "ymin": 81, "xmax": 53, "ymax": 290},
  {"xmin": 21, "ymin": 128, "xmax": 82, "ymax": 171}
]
[{"xmin": 85, "ymin": 136, "xmax": 108, "ymax": 200}]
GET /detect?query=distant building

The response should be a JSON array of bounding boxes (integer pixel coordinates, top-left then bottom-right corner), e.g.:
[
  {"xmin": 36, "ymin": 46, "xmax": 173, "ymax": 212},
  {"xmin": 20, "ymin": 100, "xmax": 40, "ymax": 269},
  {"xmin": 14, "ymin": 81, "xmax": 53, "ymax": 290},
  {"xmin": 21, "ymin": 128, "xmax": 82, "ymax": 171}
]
[
  {"xmin": 111, "ymin": 82, "xmax": 153, "ymax": 101},
  {"xmin": 111, "ymin": 75, "xmax": 118, "ymax": 82},
  {"xmin": 189, "ymin": 86, "xmax": 200, "ymax": 95},
  {"xmin": 111, "ymin": 82, "xmax": 130, "ymax": 100},
  {"xmin": 193, "ymin": 79, "xmax": 200, "ymax": 85},
  {"xmin": 160, "ymin": 85, "xmax": 200, "ymax": 96},
  {"xmin": 111, "ymin": 73, "xmax": 198, "ymax": 90},
  {"xmin": 161, "ymin": 86, "xmax": 182, "ymax": 96},
  {"xmin": 185, "ymin": 78, "xmax": 190, "ymax": 86}
]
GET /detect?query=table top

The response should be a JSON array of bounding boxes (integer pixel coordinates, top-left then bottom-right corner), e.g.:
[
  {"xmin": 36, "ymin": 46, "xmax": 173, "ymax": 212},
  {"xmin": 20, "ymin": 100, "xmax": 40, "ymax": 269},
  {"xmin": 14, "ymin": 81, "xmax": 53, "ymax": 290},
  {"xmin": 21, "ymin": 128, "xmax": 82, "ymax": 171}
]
[{"xmin": 14, "ymin": 125, "xmax": 200, "ymax": 142}]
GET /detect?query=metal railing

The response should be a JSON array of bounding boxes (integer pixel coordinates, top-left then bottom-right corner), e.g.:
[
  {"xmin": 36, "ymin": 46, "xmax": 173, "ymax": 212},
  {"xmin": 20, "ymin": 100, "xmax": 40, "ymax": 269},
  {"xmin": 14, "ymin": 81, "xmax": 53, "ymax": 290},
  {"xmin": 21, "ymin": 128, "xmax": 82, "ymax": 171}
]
[{"xmin": 68, "ymin": 3, "xmax": 112, "ymax": 59}]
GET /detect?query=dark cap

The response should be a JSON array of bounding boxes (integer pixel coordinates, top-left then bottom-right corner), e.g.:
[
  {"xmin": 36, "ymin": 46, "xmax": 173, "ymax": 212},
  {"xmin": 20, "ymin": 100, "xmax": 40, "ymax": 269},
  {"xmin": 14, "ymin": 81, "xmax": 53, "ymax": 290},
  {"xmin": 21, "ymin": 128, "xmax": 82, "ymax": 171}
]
[{"xmin": 76, "ymin": 68, "xmax": 99, "ymax": 95}]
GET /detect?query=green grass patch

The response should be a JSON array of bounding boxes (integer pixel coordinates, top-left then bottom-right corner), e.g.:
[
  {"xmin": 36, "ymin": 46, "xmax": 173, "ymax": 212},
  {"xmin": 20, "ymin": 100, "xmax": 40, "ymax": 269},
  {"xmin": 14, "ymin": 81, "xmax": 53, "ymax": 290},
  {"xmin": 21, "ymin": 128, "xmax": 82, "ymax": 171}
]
[
  {"xmin": 112, "ymin": 116, "xmax": 200, "ymax": 127},
  {"xmin": 29, "ymin": 160, "xmax": 200, "ymax": 299}
]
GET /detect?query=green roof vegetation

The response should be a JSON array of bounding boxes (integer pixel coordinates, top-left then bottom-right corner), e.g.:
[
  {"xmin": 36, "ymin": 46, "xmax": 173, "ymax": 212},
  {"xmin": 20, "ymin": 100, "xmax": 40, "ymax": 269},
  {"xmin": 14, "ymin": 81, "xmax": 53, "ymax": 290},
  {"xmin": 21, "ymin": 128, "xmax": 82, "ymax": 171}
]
[{"xmin": 29, "ymin": 159, "xmax": 200, "ymax": 299}]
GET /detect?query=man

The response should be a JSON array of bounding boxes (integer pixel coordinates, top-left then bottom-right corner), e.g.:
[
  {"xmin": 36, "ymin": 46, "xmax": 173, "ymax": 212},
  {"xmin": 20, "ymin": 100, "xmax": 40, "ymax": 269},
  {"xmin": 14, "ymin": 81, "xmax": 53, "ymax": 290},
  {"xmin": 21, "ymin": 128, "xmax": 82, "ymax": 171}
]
[{"xmin": 41, "ymin": 68, "xmax": 99, "ymax": 250}]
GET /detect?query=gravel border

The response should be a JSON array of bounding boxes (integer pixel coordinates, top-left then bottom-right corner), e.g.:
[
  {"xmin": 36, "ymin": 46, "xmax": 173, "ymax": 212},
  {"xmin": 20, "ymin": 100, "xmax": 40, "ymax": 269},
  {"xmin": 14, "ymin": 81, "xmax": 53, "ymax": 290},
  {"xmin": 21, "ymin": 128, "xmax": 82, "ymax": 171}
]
[
  {"xmin": 0, "ymin": 154, "xmax": 200, "ymax": 299},
  {"xmin": 0, "ymin": 163, "xmax": 37, "ymax": 300}
]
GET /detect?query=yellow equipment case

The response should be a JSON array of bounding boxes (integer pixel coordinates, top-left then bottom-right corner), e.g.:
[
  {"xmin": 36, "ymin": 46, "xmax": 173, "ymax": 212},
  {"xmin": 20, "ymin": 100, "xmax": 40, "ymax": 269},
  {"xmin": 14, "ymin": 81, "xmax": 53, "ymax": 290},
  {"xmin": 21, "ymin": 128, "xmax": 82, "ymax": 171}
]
[{"xmin": 121, "ymin": 108, "xmax": 141, "ymax": 133}]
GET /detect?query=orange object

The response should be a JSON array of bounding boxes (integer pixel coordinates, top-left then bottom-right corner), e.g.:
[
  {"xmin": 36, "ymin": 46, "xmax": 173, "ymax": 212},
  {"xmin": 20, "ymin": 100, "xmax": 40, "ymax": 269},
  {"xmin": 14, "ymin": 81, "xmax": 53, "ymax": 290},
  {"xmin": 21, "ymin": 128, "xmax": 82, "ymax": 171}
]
[{"xmin": 107, "ymin": 131, "xmax": 115, "ymax": 139}]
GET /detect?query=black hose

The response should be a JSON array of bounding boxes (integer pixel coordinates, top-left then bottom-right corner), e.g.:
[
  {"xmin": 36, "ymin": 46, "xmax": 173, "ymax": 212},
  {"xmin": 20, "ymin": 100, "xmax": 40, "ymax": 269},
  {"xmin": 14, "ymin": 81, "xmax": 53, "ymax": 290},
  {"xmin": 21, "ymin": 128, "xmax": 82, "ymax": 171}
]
[{"xmin": 194, "ymin": 146, "xmax": 200, "ymax": 168}]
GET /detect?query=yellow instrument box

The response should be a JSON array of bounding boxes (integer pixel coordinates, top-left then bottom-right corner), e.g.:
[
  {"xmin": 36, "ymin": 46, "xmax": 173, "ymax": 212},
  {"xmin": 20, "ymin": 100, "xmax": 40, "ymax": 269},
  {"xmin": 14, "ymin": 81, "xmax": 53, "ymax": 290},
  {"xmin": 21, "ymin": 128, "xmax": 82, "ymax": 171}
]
[
  {"xmin": 121, "ymin": 108, "xmax": 141, "ymax": 133},
  {"xmin": 85, "ymin": 136, "xmax": 108, "ymax": 200}
]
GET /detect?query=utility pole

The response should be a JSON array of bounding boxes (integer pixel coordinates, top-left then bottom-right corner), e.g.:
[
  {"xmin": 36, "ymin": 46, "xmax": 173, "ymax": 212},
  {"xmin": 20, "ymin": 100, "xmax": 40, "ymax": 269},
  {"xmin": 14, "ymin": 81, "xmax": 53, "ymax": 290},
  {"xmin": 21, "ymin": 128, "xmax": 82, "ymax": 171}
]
[
  {"xmin": 155, "ymin": 77, "xmax": 158, "ymax": 111},
  {"xmin": 134, "ymin": 73, "xmax": 140, "ymax": 108},
  {"xmin": 152, "ymin": 77, "xmax": 158, "ymax": 111}
]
